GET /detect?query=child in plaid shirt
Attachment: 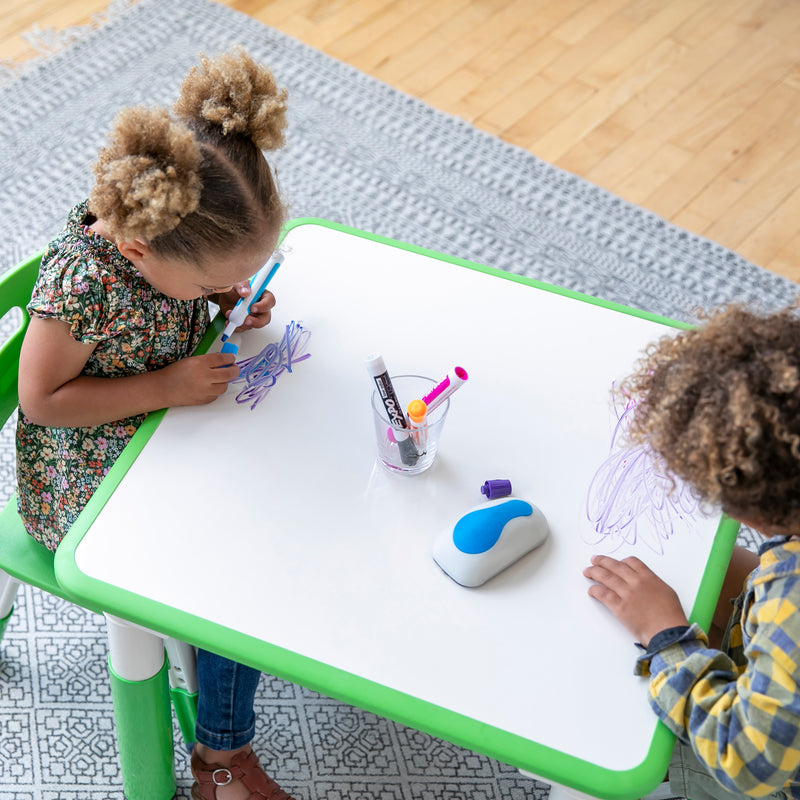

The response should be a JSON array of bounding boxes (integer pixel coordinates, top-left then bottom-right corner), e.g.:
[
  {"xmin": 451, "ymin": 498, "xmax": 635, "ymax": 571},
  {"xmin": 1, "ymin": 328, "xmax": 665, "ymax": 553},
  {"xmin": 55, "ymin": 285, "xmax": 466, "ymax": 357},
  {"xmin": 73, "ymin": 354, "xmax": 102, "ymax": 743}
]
[{"xmin": 584, "ymin": 306, "xmax": 800, "ymax": 800}]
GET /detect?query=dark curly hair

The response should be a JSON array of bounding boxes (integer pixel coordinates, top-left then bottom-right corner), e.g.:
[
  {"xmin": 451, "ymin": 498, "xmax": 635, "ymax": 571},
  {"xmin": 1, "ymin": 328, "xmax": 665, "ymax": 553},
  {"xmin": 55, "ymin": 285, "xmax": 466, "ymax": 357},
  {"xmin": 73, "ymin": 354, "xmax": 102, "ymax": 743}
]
[{"xmin": 619, "ymin": 305, "xmax": 800, "ymax": 534}]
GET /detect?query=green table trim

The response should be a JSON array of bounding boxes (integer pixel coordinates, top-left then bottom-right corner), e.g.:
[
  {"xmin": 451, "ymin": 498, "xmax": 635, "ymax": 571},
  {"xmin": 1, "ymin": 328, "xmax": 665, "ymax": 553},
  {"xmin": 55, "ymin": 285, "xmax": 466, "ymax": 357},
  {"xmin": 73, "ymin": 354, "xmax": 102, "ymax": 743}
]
[{"xmin": 55, "ymin": 217, "xmax": 739, "ymax": 799}]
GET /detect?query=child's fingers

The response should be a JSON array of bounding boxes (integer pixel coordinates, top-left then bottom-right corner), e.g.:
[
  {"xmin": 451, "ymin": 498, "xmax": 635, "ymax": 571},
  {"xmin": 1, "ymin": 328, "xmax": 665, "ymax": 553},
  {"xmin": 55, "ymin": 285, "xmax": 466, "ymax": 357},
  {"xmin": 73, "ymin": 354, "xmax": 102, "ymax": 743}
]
[
  {"xmin": 586, "ymin": 582, "xmax": 622, "ymax": 609},
  {"xmin": 589, "ymin": 554, "xmax": 654, "ymax": 582},
  {"xmin": 242, "ymin": 291, "xmax": 276, "ymax": 329},
  {"xmin": 207, "ymin": 352, "xmax": 237, "ymax": 367},
  {"xmin": 250, "ymin": 290, "xmax": 276, "ymax": 314},
  {"xmin": 584, "ymin": 556, "xmax": 648, "ymax": 604},
  {"xmin": 206, "ymin": 352, "xmax": 239, "ymax": 380},
  {"xmin": 214, "ymin": 364, "xmax": 240, "ymax": 383},
  {"xmin": 583, "ymin": 565, "xmax": 626, "ymax": 598},
  {"xmin": 585, "ymin": 555, "xmax": 633, "ymax": 583}
]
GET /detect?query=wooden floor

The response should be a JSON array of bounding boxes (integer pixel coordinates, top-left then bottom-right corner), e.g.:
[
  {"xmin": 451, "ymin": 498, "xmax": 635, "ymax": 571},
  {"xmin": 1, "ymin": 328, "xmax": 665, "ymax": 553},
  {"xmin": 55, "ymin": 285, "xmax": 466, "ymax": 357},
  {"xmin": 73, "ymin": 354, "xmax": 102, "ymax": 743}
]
[{"xmin": 2, "ymin": 0, "xmax": 799, "ymax": 283}]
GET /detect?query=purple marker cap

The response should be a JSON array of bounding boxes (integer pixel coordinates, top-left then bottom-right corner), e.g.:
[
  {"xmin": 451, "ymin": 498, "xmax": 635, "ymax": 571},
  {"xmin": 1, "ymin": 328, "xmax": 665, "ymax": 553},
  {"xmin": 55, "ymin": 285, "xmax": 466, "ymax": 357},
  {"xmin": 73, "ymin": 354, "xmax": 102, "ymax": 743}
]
[{"xmin": 481, "ymin": 479, "xmax": 512, "ymax": 499}]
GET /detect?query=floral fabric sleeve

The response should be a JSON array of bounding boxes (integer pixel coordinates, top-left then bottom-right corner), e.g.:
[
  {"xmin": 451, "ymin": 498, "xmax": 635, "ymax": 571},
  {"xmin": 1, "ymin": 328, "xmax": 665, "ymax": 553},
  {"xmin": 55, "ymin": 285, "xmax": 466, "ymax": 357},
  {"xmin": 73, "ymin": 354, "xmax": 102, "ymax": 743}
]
[
  {"xmin": 29, "ymin": 245, "xmax": 134, "ymax": 344},
  {"xmin": 16, "ymin": 201, "xmax": 210, "ymax": 551}
]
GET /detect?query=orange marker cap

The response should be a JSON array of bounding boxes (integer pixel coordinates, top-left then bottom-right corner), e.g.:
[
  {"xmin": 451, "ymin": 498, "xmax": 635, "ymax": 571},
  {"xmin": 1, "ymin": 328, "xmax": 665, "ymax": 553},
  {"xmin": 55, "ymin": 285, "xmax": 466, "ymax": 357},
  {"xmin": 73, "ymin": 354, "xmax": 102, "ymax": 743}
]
[{"xmin": 407, "ymin": 399, "xmax": 428, "ymax": 423}]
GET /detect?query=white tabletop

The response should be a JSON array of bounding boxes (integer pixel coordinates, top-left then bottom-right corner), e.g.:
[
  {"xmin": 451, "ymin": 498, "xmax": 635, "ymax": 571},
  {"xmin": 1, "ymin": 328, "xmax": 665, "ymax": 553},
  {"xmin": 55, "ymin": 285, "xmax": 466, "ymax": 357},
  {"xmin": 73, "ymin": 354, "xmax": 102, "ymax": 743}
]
[{"xmin": 60, "ymin": 220, "xmax": 735, "ymax": 798}]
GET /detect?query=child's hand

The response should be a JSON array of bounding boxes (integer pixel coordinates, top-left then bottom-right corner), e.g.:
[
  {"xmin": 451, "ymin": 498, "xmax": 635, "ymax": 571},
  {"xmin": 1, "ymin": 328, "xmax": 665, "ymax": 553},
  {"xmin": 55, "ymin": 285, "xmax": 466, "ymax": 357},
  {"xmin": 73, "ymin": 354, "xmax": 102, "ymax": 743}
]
[
  {"xmin": 219, "ymin": 283, "xmax": 276, "ymax": 332},
  {"xmin": 583, "ymin": 555, "xmax": 689, "ymax": 647},
  {"xmin": 160, "ymin": 353, "xmax": 239, "ymax": 406}
]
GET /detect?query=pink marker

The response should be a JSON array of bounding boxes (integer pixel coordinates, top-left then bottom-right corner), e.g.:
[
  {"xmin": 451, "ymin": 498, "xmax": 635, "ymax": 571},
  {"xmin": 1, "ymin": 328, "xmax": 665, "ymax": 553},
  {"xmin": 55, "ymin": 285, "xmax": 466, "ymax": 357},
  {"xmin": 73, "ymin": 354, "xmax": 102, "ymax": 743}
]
[{"xmin": 422, "ymin": 366, "xmax": 468, "ymax": 413}]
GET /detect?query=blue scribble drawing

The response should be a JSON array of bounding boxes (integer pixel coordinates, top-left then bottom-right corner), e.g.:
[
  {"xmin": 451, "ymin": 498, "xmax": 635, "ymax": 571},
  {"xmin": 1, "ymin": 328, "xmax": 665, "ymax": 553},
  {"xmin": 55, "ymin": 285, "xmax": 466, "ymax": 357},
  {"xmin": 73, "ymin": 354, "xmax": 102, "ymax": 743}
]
[
  {"xmin": 230, "ymin": 321, "xmax": 311, "ymax": 410},
  {"xmin": 585, "ymin": 393, "xmax": 699, "ymax": 554}
]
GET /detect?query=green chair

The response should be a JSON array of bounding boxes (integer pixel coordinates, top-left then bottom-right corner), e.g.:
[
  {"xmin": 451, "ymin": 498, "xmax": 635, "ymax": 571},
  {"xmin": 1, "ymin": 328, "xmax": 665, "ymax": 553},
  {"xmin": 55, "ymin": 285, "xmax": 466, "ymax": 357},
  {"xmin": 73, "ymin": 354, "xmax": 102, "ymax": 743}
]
[
  {"xmin": 0, "ymin": 250, "xmax": 198, "ymax": 799},
  {"xmin": 0, "ymin": 250, "xmax": 76, "ymax": 632}
]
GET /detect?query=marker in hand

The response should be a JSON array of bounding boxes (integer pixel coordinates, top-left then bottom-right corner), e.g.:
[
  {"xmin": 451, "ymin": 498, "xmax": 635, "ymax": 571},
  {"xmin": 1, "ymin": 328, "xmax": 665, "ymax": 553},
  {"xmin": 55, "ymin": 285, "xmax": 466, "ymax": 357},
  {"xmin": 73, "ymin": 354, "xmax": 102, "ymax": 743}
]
[{"xmin": 220, "ymin": 251, "xmax": 282, "ymax": 356}]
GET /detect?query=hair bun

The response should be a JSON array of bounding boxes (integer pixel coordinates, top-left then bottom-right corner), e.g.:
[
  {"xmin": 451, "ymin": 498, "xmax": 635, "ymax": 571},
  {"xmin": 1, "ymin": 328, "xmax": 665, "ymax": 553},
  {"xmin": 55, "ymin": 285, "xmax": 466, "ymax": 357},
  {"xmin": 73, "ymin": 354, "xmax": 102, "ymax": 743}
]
[
  {"xmin": 90, "ymin": 106, "xmax": 202, "ymax": 241},
  {"xmin": 174, "ymin": 48, "xmax": 288, "ymax": 151}
]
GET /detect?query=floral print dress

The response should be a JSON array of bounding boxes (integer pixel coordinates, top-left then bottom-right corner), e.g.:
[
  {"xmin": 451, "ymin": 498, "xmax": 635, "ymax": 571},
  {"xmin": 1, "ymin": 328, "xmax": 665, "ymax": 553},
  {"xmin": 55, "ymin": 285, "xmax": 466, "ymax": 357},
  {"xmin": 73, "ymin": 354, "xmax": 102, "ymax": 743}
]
[{"xmin": 16, "ymin": 202, "xmax": 210, "ymax": 551}]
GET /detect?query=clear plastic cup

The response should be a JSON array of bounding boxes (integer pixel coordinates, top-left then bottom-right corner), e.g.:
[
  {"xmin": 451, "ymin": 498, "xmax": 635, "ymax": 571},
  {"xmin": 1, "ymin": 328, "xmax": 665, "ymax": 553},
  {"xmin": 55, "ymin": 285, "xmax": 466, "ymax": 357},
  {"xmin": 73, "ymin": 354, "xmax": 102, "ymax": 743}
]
[{"xmin": 371, "ymin": 375, "xmax": 450, "ymax": 475}]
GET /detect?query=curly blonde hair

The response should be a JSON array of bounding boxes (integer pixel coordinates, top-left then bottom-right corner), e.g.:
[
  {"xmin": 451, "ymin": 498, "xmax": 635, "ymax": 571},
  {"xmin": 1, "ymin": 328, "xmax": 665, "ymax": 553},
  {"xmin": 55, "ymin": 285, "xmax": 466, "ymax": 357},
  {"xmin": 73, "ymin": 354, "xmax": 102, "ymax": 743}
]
[
  {"xmin": 89, "ymin": 48, "xmax": 288, "ymax": 267},
  {"xmin": 619, "ymin": 306, "xmax": 800, "ymax": 533}
]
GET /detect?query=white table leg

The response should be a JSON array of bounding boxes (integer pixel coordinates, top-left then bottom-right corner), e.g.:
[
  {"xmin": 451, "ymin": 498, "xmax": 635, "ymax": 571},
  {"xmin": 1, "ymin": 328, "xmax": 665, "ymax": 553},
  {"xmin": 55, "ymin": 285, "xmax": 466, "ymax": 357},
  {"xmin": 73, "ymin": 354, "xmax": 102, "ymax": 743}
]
[
  {"xmin": 164, "ymin": 637, "xmax": 199, "ymax": 746},
  {"xmin": 520, "ymin": 770, "xmax": 603, "ymax": 800},
  {"xmin": 0, "ymin": 569, "xmax": 19, "ymax": 624},
  {"xmin": 0, "ymin": 570, "xmax": 20, "ymax": 639}
]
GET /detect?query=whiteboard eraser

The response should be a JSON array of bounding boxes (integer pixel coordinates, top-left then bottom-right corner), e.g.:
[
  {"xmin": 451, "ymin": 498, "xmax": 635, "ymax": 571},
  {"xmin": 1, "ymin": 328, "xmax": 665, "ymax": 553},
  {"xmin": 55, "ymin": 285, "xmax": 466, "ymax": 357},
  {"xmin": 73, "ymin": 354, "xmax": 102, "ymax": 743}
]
[{"xmin": 432, "ymin": 498, "xmax": 549, "ymax": 587}]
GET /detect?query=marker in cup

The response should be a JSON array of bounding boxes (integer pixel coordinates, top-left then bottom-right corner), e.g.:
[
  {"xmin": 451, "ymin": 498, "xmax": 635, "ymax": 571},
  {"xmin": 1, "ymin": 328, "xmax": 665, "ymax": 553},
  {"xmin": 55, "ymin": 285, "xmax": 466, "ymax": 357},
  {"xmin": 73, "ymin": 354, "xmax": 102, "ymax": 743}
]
[
  {"xmin": 365, "ymin": 354, "xmax": 419, "ymax": 466},
  {"xmin": 422, "ymin": 366, "xmax": 468, "ymax": 412},
  {"xmin": 370, "ymin": 375, "xmax": 449, "ymax": 475},
  {"xmin": 407, "ymin": 399, "xmax": 428, "ymax": 450}
]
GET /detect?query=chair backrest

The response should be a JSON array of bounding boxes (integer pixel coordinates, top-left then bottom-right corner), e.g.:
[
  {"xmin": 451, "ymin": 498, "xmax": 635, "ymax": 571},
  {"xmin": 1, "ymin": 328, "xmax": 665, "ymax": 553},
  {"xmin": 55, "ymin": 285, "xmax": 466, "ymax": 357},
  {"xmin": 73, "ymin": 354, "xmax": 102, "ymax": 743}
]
[
  {"xmin": 0, "ymin": 251, "xmax": 43, "ymax": 424},
  {"xmin": 0, "ymin": 250, "xmax": 78, "ymax": 602}
]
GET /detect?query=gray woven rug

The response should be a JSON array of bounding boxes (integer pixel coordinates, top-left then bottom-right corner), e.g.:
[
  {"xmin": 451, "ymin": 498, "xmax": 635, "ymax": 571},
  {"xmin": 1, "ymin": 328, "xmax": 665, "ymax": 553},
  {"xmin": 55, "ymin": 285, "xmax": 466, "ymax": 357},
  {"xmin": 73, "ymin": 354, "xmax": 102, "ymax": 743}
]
[{"xmin": 1, "ymin": 1, "xmax": 797, "ymax": 798}]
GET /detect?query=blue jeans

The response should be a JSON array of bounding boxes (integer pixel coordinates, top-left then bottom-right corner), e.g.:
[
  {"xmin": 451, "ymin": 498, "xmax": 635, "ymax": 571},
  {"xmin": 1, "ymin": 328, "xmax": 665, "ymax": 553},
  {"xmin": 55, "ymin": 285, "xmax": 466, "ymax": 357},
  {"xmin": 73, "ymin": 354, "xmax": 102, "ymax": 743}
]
[{"xmin": 195, "ymin": 649, "xmax": 261, "ymax": 751}]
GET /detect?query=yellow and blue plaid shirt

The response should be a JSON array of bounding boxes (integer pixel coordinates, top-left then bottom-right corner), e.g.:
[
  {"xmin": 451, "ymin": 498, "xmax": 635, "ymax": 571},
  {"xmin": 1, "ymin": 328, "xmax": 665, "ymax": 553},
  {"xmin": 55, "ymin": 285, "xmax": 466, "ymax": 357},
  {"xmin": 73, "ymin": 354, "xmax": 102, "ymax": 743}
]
[{"xmin": 636, "ymin": 538, "xmax": 800, "ymax": 799}]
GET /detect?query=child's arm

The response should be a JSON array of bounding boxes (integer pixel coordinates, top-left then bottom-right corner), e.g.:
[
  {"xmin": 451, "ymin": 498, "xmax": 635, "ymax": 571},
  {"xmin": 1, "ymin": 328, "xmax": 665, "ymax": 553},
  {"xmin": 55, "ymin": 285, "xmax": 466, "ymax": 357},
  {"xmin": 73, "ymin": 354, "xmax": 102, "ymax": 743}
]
[
  {"xmin": 642, "ymin": 589, "xmax": 800, "ymax": 797},
  {"xmin": 586, "ymin": 555, "xmax": 800, "ymax": 796},
  {"xmin": 19, "ymin": 316, "xmax": 239, "ymax": 428},
  {"xmin": 583, "ymin": 554, "xmax": 689, "ymax": 646}
]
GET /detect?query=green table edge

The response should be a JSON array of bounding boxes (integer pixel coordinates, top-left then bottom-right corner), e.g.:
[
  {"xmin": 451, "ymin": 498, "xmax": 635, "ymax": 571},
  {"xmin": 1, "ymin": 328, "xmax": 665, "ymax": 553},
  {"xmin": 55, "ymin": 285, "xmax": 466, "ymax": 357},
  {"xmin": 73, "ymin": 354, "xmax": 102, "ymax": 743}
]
[{"xmin": 54, "ymin": 217, "xmax": 740, "ymax": 799}]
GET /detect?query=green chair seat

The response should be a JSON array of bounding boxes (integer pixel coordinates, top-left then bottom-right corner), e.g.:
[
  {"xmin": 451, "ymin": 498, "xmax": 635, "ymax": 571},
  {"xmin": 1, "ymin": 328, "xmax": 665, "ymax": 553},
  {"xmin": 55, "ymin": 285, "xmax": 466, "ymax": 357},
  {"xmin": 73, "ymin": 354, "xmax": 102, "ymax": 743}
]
[{"xmin": 0, "ymin": 492, "xmax": 105, "ymax": 615}]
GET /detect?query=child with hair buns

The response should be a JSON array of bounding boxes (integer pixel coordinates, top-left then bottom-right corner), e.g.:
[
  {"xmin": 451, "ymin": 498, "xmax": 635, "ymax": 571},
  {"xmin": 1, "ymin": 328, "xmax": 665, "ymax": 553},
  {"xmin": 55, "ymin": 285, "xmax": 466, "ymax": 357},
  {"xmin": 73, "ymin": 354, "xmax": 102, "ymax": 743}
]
[
  {"xmin": 17, "ymin": 49, "xmax": 295, "ymax": 800},
  {"xmin": 584, "ymin": 306, "xmax": 800, "ymax": 800}
]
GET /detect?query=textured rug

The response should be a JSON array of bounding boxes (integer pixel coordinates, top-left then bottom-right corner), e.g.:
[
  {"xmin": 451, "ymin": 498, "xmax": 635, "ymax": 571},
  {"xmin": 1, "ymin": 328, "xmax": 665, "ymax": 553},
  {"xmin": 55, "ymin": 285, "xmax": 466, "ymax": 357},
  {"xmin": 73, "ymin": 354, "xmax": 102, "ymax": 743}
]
[{"xmin": 1, "ymin": 1, "xmax": 798, "ymax": 798}]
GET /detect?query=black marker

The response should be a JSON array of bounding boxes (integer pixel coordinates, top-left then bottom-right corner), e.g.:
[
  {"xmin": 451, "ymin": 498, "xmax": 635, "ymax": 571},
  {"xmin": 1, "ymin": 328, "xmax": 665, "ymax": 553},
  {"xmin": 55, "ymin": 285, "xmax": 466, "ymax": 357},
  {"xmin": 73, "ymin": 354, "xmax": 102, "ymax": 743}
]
[{"xmin": 365, "ymin": 353, "xmax": 419, "ymax": 466}]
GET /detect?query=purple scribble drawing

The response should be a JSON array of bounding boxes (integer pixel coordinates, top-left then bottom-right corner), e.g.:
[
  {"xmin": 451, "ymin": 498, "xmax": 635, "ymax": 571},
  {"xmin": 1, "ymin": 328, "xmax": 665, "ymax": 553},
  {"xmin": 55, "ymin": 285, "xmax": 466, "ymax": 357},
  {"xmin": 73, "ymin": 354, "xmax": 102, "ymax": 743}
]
[
  {"xmin": 585, "ymin": 393, "xmax": 699, "ymax": 554},
  {"xmin": 230, "ymin": 321, "xmax": 311, "ymax": 410}
]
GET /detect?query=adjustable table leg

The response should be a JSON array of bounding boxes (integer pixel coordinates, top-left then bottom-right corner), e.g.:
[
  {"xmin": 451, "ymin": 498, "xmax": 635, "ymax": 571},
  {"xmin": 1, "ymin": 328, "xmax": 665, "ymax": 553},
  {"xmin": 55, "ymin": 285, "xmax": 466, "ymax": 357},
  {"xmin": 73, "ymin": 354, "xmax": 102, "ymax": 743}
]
[
  {"xmin": 105, "ymin": 613, "xmax": 176, "ymax": 800},
  {"xmin": 0, "ymin": 571, "xmax": 20, "ymax": 643},
  {"xmin": 165, "ymin": 637, "xmax": 199, "ymax": 748}
]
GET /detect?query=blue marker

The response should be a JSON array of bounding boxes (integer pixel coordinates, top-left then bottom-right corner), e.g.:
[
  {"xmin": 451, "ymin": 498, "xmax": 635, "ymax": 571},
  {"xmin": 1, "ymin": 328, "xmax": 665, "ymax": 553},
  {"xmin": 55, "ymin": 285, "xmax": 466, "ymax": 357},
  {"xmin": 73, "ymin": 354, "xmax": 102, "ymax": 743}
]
[{"xmin": 220, "ymin": 252, "xmax": 282, "ymax": 356}]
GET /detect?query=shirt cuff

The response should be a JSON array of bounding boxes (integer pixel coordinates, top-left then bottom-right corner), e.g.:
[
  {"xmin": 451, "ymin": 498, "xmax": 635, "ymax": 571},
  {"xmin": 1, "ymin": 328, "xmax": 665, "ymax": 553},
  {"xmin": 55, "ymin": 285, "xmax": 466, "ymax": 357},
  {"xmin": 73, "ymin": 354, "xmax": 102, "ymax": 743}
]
[
  {"xmin": 643, "ymin": 626, "xmax": 692, "ymax": 654},
  {"xmin": 634, "ymin": 624, "xmax": 704, "ymax": 677}
]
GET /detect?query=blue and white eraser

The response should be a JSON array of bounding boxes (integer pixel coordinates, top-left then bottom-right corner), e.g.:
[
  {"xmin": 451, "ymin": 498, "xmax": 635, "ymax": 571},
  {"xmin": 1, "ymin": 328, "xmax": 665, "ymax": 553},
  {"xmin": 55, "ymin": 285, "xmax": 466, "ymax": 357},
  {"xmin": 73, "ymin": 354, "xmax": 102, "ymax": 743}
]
[{"xmin": 432, "ymin": 498, "xmax": 549, "ymax": 587}]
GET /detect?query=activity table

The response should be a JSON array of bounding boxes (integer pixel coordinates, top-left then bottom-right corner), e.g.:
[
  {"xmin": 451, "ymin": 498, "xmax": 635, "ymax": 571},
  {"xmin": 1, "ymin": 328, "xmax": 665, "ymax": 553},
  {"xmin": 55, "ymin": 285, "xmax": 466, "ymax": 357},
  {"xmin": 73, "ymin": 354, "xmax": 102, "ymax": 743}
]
[{"xmin": 55, "ymin": 219, "xmax": 738, "ymax": 800}]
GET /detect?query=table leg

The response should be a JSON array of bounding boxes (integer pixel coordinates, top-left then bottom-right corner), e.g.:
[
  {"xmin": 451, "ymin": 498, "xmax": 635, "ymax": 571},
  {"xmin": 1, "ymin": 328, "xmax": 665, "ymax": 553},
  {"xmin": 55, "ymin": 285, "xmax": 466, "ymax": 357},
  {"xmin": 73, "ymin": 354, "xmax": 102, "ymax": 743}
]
[
  {"xmin": 543, "ymin": 784, "xmax": 601, "ymax": 800},
  {"xmin": 520, "ymin": 771, "xmax": 602, "ymax": 800},
  {"xmin": 105, "ymin": 613, "xmax": 176, "ymax": 800},
  {"xmin": 0, "ymin": 572, "xmax": 20, "ymax": 642},
  {"xmin": 165, "ymin": 637, "xmax": 199, "ymax": 747}
]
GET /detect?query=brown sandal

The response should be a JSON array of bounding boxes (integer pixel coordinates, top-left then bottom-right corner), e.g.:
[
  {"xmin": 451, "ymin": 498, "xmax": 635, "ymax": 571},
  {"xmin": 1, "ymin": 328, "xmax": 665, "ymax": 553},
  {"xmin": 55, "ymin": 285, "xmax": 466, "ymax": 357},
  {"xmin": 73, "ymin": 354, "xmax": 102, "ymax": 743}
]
[{"xmin": 190, "ymin": 748, "xmax": 295, "ymax": 800}]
